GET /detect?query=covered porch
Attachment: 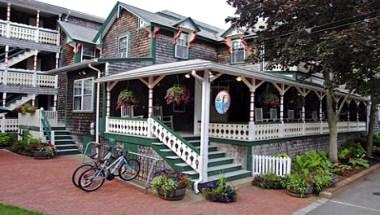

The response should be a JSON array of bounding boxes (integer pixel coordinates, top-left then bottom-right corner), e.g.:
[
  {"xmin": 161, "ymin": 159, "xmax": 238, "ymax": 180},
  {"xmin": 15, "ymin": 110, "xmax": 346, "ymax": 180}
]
[{"xmin": 98, "ymin": 60, "xmax": 367, "ymax": 142}]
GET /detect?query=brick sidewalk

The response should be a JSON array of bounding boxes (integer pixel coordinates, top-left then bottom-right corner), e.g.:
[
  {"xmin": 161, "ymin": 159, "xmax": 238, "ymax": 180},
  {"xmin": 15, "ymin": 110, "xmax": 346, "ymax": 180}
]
[{"xmin": 0, "ymin": 150, "xmax": 315, "ymax": 215}]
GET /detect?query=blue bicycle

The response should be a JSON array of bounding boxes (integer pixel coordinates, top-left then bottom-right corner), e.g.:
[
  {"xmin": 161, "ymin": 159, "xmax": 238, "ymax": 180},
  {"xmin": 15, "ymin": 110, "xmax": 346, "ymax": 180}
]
[{"xmin": 78, "ymin": 144, "xmax": 140, "ymax": 192}]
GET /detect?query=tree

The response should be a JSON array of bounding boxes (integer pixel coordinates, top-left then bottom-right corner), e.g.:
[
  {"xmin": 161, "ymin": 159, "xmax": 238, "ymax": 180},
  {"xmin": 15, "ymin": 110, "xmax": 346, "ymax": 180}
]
[{"xmin": 226, "ymin": 0, "xmax": 380, "ymax": 162}]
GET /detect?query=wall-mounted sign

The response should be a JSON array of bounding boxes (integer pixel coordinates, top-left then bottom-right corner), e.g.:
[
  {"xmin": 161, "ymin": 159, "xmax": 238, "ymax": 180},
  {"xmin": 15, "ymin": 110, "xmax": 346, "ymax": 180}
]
[{"xmin": 215, "ymin": 90, "xmax": 231, "ymax": 114}]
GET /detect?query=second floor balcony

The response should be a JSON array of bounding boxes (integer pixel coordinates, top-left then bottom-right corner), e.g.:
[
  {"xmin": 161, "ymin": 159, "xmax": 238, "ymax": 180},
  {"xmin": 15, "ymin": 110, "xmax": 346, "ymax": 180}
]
[
  {"xmin": 0, "ymin": 19, "xmax": 58, "ymax": 46},
  {"xmin": 0, "ymin": 68, "xmax": 57, "ymax": 90}
]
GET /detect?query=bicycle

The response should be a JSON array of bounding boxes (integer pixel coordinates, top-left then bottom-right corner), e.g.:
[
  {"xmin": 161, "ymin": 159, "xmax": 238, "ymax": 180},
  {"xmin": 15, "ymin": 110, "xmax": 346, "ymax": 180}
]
[
  {"xmin": 78, "ymin": 144, "xmax": 140, "ymax": 192},
  {"xmin": 72, "ymin": 142, "xmax": 117, "ymax": 188}
]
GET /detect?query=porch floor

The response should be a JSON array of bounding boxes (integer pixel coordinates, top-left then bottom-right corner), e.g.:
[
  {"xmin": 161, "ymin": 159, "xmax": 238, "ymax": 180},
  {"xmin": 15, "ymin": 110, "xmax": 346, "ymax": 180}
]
[{"xmin": 0, "ymin": 149, "xmax": 315, "ymax": 215}]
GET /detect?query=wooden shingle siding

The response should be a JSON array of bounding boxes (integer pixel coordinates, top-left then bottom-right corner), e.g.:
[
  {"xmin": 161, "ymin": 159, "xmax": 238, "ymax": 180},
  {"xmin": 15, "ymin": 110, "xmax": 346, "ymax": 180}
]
[
  {"xmin": 155, "ymin": 29, "xmax": 218, "ymax": 64},
  {"xmin": 103, "ymin": 10, "xmax": 150, "ymax": 58},
  {"xmin": 108, "ymin": 61, "xmax": 153, "ymax": 76}
]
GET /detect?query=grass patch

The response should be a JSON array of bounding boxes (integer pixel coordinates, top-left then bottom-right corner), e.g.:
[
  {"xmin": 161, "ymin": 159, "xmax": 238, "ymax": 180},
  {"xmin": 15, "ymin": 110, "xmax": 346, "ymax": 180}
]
[{"xmin": 0, "ymin": 203, "xmax": 45, "ymax": 215}]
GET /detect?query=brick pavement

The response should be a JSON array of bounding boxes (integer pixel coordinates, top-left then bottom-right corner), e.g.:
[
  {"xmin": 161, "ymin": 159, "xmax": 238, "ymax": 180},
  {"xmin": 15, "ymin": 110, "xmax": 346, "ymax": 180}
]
[{"xmin": 0, "ymin": 150, "xmax": 315, "ymax": 215}]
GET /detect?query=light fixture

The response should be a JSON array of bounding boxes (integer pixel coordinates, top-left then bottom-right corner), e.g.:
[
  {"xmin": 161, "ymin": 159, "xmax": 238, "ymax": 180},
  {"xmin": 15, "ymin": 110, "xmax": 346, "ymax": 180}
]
[
  {"xmin": 236, "ymin": 76, "xmax": 242, "ymax": 82},
  {"xmin": 209, "ymin": 72, "xmax": 215, "ymax": 79},
  {"xmin": 185, "ymin": 73, "xmax": 191, "ymax": 79}
]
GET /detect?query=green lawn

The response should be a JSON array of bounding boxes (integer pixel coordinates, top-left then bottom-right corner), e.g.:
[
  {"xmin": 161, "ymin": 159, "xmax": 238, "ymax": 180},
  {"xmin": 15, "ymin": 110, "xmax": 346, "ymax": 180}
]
[{"xmin": 0, "ymin": 203, "xmax": 45, "ymax": 215}]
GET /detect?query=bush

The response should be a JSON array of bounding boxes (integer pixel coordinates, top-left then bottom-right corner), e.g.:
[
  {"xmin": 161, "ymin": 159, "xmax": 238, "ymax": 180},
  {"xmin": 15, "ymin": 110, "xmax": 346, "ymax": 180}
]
[
  {"xmin": 348, "ymin": 158, "xmax": 369, "ymax": 168},
  {"xmin": 292, "ymin": 151, "xmax": 333, "ymax": 176},
  {"xmin": 332, "ymin": 163, "xmax": 352, "ymax": 176},
  {"xmin": 252, "ymin": 173, "xmax": 285, "ymax": 189},
  {"xmin": 0, "ymin": 133, "xmax": 11, "ymax": 147},
  {"xmin": 151, "ymin": 169, "xmax": 190, "ymax": 198},
  {"xmin": 338, "ymin": 142, "xmax": 369, "ymax": 169},
  {"xmin": 310, "ymin": 170, "xmax": 333, "ymax": 194},
  {"xmin": 18, "ymin": 104, "xmax": 37, "ymax": 115}
]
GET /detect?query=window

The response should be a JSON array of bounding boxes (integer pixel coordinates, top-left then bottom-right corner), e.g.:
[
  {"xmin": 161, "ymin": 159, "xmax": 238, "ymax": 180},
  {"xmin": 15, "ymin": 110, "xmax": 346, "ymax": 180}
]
[
  {"xmin": 81, "ymin": 44, "xmax": 96, "ymax": 61},
  {"xmin": 231, "ymin": 39, "xmax": 246, "ymax": 64},
  {"xmin": 118, "ymin": 34, "xmax": 129, "ymax": 57},
  {"xmin": 175, "ymin": 32, "xmax": 189, "ymax": 59},
  {"xmin": 73, "ymin": 78, "xmax": 94, "ymax": 112}
]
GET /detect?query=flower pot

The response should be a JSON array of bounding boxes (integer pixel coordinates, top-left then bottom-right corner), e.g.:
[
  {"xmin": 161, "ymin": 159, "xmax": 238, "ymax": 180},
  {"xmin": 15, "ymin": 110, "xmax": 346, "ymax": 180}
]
[
  {"xmin": 33, "ymin": 150, "xmax": 52, "ymax": 159},
  {"xmin": 157, "ymin": 186, "xmax": 187, "ymax": 201},
  {"xmin": 286, "ymin": 186, "xmax": 313, "ymax": 198}
]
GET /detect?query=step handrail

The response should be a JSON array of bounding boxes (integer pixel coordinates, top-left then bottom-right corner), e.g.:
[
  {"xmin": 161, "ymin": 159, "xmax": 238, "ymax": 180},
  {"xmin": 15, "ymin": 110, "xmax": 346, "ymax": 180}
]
[
  {"xmin": 40, "ymin": 110, "xmax": 53, "ymax": 144},
  {"xmin": 150, "ymin": 117, "xmax": 200, "ymax": 172}
]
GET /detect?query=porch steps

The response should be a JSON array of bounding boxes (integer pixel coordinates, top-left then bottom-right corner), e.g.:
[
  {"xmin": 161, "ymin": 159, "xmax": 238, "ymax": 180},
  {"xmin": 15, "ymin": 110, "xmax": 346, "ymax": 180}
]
[
  {"xmin": 50, "ymin": 127, "xmax": 80, "ymax": 156},
  {"xmin": 151, "ymin": 137, "xmax": 251, "ymax": 183},
  {"xmin": 0, "ymin": 50, "xmax": 35, "ymax": 68}
]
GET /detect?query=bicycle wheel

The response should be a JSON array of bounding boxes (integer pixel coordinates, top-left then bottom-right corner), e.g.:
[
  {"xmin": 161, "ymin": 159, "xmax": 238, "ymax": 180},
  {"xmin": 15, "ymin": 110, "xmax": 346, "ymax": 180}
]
[
  {"xmin": 78, "ymin": 167, "xmax": 105, "ymax": 192},
  {"xmin": 118, "ymin": 159, "xmax": 140, "ymax": 181},
  {"xmin": 72, "ymin": 164, "xmax": 95, "ymax": 188}
]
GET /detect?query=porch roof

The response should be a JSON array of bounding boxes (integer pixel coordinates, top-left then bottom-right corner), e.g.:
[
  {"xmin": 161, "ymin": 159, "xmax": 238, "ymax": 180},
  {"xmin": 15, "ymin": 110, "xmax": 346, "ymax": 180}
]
[{"xmin": 95, "ymin": 59, "xmax": 367, "ymax": 101}]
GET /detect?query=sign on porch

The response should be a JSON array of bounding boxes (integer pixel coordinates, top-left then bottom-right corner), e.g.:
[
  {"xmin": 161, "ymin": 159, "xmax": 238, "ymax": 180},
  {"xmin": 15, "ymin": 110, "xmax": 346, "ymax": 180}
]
[{"xmin": 215, "ymin": 90, "xmax": 231, "ymax": 114}]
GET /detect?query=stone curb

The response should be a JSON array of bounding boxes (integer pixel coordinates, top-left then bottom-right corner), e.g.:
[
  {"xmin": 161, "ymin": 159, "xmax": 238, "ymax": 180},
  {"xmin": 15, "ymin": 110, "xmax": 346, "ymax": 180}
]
[{"xmin": 319, "ymin": 163, "xmax": 380, "ymax": 199}]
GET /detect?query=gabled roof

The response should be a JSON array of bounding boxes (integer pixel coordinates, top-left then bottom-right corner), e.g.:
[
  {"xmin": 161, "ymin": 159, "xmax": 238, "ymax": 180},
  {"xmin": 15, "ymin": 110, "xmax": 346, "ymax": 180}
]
[
  {"xmin": 58, "ymin": 21, "xmax": 99, "ymax": 44},
  {"xmin": 0, "ymin": 0, "xmax": 104, "ymax": 24},
  {"xmin": 94, "ymin": 2, "xmax": 225, "ymax": 43},
  {"xmin": 173, "ymin": 17, "xmax": 201, "ymax": 32}
]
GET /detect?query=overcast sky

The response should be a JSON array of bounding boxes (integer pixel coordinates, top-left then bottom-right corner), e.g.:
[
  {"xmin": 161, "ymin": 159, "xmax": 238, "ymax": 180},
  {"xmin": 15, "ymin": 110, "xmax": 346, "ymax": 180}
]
[{"xmin": 38, "ymin": 0, "xmax": 236, "ymax": 30}]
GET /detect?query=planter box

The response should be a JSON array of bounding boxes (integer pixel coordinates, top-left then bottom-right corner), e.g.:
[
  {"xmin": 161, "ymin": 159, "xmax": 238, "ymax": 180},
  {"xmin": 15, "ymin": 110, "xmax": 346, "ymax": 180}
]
[
  {"xmin": 286, "ymin": 186, "xmax": 313, "ymax": 198},
  {"xmin": 33, "ymin": 150, "xmax": 53, "ymax": 159},
  {"xmin": 157, "ymin": 186, "xmax": 187, "ymax": 201}
]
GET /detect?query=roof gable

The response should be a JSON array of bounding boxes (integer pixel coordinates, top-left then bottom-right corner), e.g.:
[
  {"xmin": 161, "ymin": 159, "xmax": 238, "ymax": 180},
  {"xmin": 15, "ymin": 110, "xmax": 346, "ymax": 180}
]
[
  {"xmin": 173, "ymin": 17, "xmax": 201, "ymax": 32},
  {"xmin": 58, "ymin": 21, "xmax": 99, "ymax": 44}
]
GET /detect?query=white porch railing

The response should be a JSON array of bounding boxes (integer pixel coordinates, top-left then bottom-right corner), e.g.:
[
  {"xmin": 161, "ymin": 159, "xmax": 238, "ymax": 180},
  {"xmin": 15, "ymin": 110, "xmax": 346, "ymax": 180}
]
[
  {"xmin": 44, "ymin": 111, "xmax": 58, "ymax": 126},
  {"xmin": 106, "ymin": 117, "xmax": 149, "ymax": 136},
  {"xmin": 0, "ymin": 69, "xmax": 57, "ymax": 88},
  {"xmin": 200, "ymin": 121, "xmax": 367, "ymax": 141},
  {"xmin": 252, "ymin": 155, "xmax": 291, "ymax": 177},
  {"xmin": 0, "ymin": 118, "xmax": 18, "ymax": 132},
  {"xmin": 0, "ymin": 20, "xmax": 58, "ymax": 45}
]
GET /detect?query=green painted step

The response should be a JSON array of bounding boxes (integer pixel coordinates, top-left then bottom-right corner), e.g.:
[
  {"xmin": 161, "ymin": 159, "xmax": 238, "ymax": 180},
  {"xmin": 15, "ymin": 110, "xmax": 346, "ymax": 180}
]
[
  {"xmin": 54, "ymin": 135, "xmax": 72, "ymax": 140},
  {"xmin": 56, "ymin": 149, "xmax": 81, "ymax": 155},
  {"xmin": 206, "ymin": 170, "xmax": 252, "ymax": 182},
  {"xmin": 54, "ymin": 131, "xmax": 71, "ymax": 135},
  {"xmin": 183, "ymin": 163, "xmax": 243, "ymax": 178},
  {"xmin": 51, "ymin": 127, "xmax": 66, "ymax": 131},
  {"xmin": 55, "ymin": 144, "xmax": 78, "ymax": 150},
  {"xmin": 54, "ymin": 140, "xmax": 75, "ymax": 145},
  {"xmin": 175, "ymin": 157, "xmax": 234, "ymax": 171},
  {"xmin": 164, "ymin": 151, "xmax": 225, "ymax": 160}
]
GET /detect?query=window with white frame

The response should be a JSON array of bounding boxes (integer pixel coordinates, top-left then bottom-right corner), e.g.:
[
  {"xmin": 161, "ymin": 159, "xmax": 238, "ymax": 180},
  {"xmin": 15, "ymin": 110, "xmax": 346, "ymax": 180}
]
[
  {"xmin": 118, "ymin": 34, "xmax": 129, "ymax": 57},
  {"xmin": 81, "ymin": 44, "xmax": 96, "ymax": 61},
  {"xmin": 73, "ymin": 77, "xmax": 94, "ymax": 112},
  {"xmin": 231, "ymin": 39, "xmax": 246, "ymax": 64},
  {"xmin": 175, "ymin": 32, "xmax": 189, "ymax": 59}
]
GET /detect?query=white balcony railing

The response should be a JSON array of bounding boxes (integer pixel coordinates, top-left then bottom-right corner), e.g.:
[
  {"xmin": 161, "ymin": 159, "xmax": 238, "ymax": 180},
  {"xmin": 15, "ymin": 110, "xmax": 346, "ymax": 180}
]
[
  {"xmin": 0, "ymin": 68, "xmax": 57, "ymax": 88},
  {"xmin": 106, "ymin": 117, "xmax": 149, "ymax": 137},
  {"xmin": 200, "ymin": 121, "xmax": 367, "ymax": 141},
  {"xmin": 0, "ymin": 19, "xmax": 58, "ymax": 45},
  {"xmin": 0, "ymin": 118, "xmax": 18, "ymax": 132}
]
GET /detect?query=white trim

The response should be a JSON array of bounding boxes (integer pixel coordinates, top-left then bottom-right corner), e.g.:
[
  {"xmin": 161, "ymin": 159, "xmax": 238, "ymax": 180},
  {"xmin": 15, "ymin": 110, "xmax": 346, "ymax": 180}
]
[
  {"xmin": 118, "ymin": 33, "xmax": 129, "ymax": 58},
  {"xmin": 73, "ymin": 77, "xmax": 95, "ymax": 112}
]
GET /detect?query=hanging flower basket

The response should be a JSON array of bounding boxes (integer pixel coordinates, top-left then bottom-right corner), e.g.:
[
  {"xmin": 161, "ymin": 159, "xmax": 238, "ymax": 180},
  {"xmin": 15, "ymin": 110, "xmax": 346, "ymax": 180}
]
[
  {"xmin": 165, "ymin": 84, "xmax": 191, "ymax": 105},
  {"xmin": 262, "ymin": 93, "xmax": 280, "ymax": 108},
  {"xmin": 116, "ymin": 89, "xmax": 137, "ymax": 110}
]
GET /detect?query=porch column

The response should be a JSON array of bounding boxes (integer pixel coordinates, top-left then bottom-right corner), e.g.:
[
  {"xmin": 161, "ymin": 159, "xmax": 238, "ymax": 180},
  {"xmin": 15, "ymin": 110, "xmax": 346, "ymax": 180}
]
[
  {"xmin": 4, "ymin": 45, "xmax": 9, "ymax": 86},
  {"xmin": 356, "ymin": 100, "xmax": 360, "ymax": 129},
  {"xmin": 2, "ymin": 93, "xmax": 6, "ymax": 107},
  {"xmin": 301, "ymin": 95, "xmax": 306, "ymax": 135},
  {"xmin": 280, "ymin": 93, "xmax": 284, "ymax": 123},
  {"xmin": 6, "ymin": 3, "xmax": 11, "ymax": 38},
  {"xmin": 316, "ymin": 91, "xmax": 325, "ymax": 134},
  {"xmin": 192, "ymin": 70, "xmax": 211, "ymax": 190},
  {"xmin": 249, "ymin": 89, "xmax": 256, "ymax": 140},
  {"xmin": 367, "ymin": 101, "xmax": 371, "ymax": 131},
  {"xmin": 147, "ymin": 85, "xmax": 154, "ymax": 138},
  {"xmin": 106, "ymin": 83, "xmax": 111, "ymax": 133},
  {"xmin": 53, "ymin": 75, "xmax": 58, "ymax": 111},
  {"xmin": 35, "ymin": 10, "xmax": 40, "ymax": 43},
  {"xmin": 193, "ymin": 78, "xmax": 202, "ymax": 135}
]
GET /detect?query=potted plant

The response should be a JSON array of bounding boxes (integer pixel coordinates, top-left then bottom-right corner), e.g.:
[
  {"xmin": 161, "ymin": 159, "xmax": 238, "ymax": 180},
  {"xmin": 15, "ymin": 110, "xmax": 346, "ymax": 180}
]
[
  {"xmin": 201, "ymin": 177, "xmax": 237, "ymax": 203},
  {"xmin": 151, "ymin": 169, "xmax": 190, "ymax": 201},
  {"xmin": 285, "ymin": 173, "xmax": 313, "ymax": 198},
  {"xmin": 33, "ymin": 142, "xmax": 56, "ymax": 159},
  {"xmin": 252, "ymin": 173, "xmax": 285, "ymax": 189},
  {"xmin": 262, "ymin": 93, "xmax": 280, "ymax": 108},
  {"xmin": 165, "ymin": 84, "xmax": 191, "ymax": 105},
  {"xmin": 17, "ymin": 103, "xmax": 37, "ymax": 115},
  {"xmin": 116, "ymin": 89, "xmax": 137, "ymax": 110}
]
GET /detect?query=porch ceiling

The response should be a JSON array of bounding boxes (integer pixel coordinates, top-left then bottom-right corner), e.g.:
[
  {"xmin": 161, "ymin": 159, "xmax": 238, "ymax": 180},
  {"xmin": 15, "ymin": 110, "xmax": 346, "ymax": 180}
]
[{"xmin": 95, "ymin": 59, "xmax": 367, "ymax": 101}]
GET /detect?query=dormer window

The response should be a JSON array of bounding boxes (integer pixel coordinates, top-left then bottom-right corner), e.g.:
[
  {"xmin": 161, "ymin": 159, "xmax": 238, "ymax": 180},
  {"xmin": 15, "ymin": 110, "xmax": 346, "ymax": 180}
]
[
  {"xmin": 81, "ymin": 44, "xmax": 96, "ymax": 62},
  {"xmin": 175, "ymin": 32, "xmax": 189, "ymax": 59},
  {"xmin": 231, "ymin": 39, "xmax": 245, "ymax": 64}
]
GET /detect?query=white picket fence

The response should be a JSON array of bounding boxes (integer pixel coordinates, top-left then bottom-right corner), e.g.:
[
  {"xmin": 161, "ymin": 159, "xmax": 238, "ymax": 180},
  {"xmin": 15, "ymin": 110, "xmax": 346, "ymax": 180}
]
[{"xmin": 252, "ymin": 155, "xmax": 291, "ymax": 177}]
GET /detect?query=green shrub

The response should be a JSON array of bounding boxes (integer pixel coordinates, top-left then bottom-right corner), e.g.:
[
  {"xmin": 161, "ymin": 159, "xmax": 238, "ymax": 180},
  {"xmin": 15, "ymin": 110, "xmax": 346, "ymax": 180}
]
[
  {"xmin": 332, "ymin": 163, "xmax": 352, "ymax": 175},
  {"xmin": 285, "ymin": 173, "xmax": 313, "ymax": 197},
  {"xmin": 252, "ymin": 173, "xmax": 285, "ymax": 189},
  {"xmin": 348, "ymin": 158, "xmax": 369, "ymax": 168},
  {"xmin": 202, "ymin": 177, "xmax": 237, "ymax": 202},
  {"xmin": 373, "ymin": 134, "xmax": 380, "ymax": 147},
  {"xmin": 292, "ymin": 151, "xmax": 333, "ymax": 176},
  {"xmin": 273, "ymin": 153, "xmax": 289, "ymax": 158},
  {"xmin": 311, "ymin": 170, "xmax": 333, "ymax": 194},
  {"xmin": 18, "ymin": 104, "xmax": 37, "ymax": 115},
  {"xmin": 0, "ymin": 133, "xmax": 11, "ymax": 146}
]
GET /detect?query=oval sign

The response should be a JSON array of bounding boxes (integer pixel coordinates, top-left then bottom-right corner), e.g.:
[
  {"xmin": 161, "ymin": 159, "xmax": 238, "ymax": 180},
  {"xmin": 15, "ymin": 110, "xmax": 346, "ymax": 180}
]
[{"xmin": 215, "ymin": 90, "xmax": 231, "ymax": 114}]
